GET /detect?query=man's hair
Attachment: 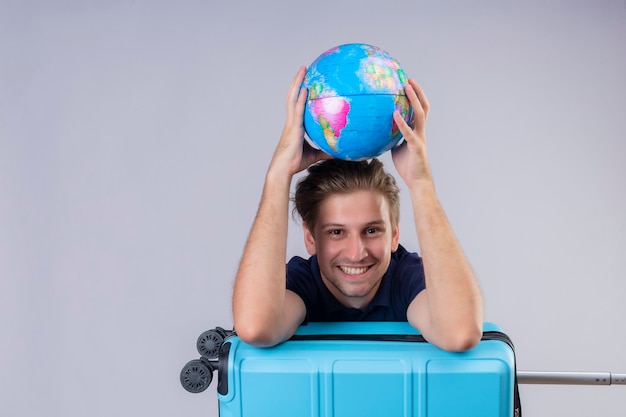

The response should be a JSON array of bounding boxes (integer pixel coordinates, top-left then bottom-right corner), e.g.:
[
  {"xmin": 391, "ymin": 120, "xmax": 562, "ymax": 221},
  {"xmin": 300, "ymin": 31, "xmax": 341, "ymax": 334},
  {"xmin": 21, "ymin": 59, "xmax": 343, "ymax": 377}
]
[{"xmin": 293, "ymin": 158, "xmax": 400, "ymax": 229}]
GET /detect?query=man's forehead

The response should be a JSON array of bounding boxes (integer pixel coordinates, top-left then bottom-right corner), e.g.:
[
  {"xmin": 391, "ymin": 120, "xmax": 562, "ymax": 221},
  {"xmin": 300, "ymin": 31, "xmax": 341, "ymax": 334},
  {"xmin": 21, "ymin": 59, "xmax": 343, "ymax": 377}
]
[
  {"xmin": 315, "ymin": 192, "xmax": 391, "ymax": 227},
  {"xmin": 319, "ymin": 191, "xmax": 387, "ymax": 211}
]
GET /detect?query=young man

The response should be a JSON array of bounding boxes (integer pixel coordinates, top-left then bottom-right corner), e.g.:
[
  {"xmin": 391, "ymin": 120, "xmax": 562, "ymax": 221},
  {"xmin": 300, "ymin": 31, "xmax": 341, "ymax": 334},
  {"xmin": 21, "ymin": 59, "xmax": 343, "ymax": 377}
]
[{"xmin": 232, "ymin": 66, "xmax": 483, "ymax": 351}]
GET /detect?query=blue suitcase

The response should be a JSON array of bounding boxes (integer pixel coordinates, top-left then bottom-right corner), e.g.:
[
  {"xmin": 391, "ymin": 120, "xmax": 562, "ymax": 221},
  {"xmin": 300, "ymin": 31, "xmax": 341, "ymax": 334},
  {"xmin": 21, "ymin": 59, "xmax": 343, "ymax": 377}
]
[{"xmin": 181, "ymin": 322, "xmax": 520, "ymax": 417}]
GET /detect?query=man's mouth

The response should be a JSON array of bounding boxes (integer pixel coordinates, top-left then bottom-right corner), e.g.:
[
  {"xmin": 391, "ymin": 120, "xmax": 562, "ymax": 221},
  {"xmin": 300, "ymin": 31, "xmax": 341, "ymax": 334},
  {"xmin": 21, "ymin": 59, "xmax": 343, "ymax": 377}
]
[{"xmin": 339, "ymin": 265, "xmax": 370, "ymax": 275}]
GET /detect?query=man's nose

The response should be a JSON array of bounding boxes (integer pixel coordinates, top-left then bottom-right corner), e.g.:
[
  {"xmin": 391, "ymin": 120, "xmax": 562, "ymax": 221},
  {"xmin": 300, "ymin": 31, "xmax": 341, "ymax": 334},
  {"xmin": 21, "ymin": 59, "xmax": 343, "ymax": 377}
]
[{"xmin": 345, "ymin": 234, "xmax": 367, "ymax": 261}]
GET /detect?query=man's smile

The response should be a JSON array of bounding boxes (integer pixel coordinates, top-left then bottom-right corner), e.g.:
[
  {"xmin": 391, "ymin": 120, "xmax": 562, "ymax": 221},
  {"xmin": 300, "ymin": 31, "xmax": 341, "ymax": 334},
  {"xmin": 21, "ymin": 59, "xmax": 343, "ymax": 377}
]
[{"xmin": 338, "ymin": 265, "xmax": 371, "ymax": 275}]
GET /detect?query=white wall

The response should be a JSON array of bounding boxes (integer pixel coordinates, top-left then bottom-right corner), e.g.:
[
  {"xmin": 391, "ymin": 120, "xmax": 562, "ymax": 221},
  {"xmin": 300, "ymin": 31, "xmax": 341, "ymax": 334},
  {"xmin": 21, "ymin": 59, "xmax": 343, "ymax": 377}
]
[{"xmin": 1, "ymin": 1, "xmax": 624, "ymax": 416}]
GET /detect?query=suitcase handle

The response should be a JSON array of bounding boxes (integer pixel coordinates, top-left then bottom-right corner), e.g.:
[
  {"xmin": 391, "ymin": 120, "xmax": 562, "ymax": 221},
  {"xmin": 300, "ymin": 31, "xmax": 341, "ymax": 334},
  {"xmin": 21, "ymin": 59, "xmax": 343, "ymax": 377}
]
[{"xmin": 517, "ymin": 371, "xmax": 626, "ymax": 385}]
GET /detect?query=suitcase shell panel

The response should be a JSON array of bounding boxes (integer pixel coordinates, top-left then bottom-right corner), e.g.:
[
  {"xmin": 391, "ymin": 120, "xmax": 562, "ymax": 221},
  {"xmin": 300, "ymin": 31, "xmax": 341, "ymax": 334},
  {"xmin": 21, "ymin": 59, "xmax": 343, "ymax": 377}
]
[{"xmin": 217, "ymin": 322, "xmax": 515, "ymax": 417}]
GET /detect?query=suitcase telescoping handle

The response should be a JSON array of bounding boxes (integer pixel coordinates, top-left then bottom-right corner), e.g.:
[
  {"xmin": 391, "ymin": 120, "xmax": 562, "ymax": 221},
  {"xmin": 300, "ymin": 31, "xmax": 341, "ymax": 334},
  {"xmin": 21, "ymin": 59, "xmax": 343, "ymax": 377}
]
[{"xmin": 518, "ymin": 371, "xmax": 626, "ymax": 385}]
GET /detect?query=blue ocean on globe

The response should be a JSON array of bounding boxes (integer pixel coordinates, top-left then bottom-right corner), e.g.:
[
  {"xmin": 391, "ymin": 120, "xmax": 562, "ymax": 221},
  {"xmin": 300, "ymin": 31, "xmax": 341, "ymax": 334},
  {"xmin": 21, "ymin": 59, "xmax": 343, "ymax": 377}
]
[{"xmin": 302, "ymin": 43, "xmax": 412, "ymax": 161}]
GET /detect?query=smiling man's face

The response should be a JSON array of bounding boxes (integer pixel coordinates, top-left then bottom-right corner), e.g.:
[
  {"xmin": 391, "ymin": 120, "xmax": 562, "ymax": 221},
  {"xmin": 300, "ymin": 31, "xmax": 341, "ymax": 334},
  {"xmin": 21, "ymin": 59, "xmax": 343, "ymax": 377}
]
[{"xmin": 303, "ymin": 190, "xmax": 400, "ymax": 310}]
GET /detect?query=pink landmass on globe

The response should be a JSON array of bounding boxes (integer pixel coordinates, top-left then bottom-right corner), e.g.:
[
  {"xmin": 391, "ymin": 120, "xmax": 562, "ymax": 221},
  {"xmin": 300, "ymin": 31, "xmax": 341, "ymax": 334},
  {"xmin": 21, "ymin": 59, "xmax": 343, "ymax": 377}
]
[{"xmin": 312, "ymin": 96, "xmax": 350, "ymax": 150}]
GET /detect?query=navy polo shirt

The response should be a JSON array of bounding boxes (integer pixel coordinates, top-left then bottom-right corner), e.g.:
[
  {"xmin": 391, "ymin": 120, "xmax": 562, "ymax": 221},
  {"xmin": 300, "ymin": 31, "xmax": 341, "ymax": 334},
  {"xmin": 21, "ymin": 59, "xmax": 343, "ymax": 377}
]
[{"xmin": 286, "ymin": 244, "xmax": 425, "ymax": 323}]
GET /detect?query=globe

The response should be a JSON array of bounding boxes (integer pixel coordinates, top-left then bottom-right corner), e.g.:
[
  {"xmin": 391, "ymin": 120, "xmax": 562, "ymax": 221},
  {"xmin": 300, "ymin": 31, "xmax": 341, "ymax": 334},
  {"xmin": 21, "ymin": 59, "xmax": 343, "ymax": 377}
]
[{"xmin": 302, "ymin": 43, "xmax": 412, "ymax": 161}]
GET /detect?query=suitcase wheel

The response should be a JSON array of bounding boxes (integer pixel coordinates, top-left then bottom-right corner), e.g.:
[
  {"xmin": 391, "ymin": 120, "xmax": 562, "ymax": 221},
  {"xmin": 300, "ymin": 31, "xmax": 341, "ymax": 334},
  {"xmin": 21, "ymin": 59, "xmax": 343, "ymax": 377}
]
[
  {"xmin": 196, "ymin": 328, "xmax": 226, "ymax": 359},
  {"xmin": 180, "ymin": 359, "xmax": 213, "ymax": 393}
]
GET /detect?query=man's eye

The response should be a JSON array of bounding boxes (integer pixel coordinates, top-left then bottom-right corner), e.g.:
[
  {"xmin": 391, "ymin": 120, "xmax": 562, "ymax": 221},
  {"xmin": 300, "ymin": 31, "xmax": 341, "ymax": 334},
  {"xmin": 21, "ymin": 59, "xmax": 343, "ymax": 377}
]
[
  {"xmin": 330, "ymin": 229, "xmax": 342, "ymax": 235},
  {"xmin": 366, "ymin": 228, "xmax": 377, "ymax": 234}
]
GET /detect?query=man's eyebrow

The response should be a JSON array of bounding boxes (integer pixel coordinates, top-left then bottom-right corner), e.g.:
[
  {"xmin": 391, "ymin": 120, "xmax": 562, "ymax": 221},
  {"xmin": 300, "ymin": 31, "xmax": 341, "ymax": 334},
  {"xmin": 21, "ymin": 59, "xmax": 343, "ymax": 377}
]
[
  {"xmin": 319, "ymin": 223, "xmax": 345, "ymax": 229},
  {"xmin": 319, "ymin": 220, "xmax": 386, "ymax": 229}
]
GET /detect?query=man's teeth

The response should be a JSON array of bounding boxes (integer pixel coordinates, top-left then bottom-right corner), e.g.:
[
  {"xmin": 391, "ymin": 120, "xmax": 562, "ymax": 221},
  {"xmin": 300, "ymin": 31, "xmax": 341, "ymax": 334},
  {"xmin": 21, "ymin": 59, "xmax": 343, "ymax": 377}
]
[{"xmin": 340, "ymin": 266, "xmax": 368, "ymax": 275}]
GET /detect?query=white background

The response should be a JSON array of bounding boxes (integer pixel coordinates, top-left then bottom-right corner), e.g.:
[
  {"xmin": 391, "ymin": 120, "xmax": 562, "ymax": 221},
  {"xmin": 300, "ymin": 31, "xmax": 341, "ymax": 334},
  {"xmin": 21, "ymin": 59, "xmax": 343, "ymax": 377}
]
[{"xmin": 1, "ymin": 1, "xmax": 625, "ymax": 416}]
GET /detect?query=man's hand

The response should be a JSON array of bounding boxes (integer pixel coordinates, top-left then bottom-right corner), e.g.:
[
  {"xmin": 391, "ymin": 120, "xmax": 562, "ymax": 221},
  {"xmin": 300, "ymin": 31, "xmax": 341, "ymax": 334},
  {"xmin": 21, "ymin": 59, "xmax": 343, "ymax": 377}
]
[
  {"xmin": 391, "ymin": 80, "xmax": 433, "ymax": 187},
  {"xmin": 269, "ymin": 66, "xmax": 331, "ymax": 179}
]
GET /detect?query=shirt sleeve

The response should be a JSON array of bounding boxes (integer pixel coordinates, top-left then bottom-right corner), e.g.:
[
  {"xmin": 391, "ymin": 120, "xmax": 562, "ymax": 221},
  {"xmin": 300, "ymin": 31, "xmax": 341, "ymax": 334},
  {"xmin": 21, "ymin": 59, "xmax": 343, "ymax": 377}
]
[
  {"xmin": 286, "ymin": 256, "xmax": 315, "ymax": 323},
  {"xmin": 392, "ymin": 245, "xmax": 426, "ymax": 308}
]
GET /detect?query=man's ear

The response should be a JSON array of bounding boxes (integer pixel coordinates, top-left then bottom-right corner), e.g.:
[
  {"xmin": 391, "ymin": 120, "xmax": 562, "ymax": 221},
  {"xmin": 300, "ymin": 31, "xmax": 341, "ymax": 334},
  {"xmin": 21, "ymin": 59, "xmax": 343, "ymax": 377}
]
[
  {"xmin": 391, "ymin": 223, "xmax": 400, "ymax": 252},
  {"xmin": 302, "ymin": 223, "xmax": 317, "ymax": 256}
]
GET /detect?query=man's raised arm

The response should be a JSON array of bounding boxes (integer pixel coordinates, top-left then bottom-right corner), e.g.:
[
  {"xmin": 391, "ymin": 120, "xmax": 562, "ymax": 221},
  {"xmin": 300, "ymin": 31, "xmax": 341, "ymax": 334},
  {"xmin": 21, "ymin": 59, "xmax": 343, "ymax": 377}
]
[
  {"xmin": 392, "ymin": 80, "xmax": 483, "ymax": 351},
  {"xmin": 232, "ymin": 67, "xmax": 328, "ymax": 346}
]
